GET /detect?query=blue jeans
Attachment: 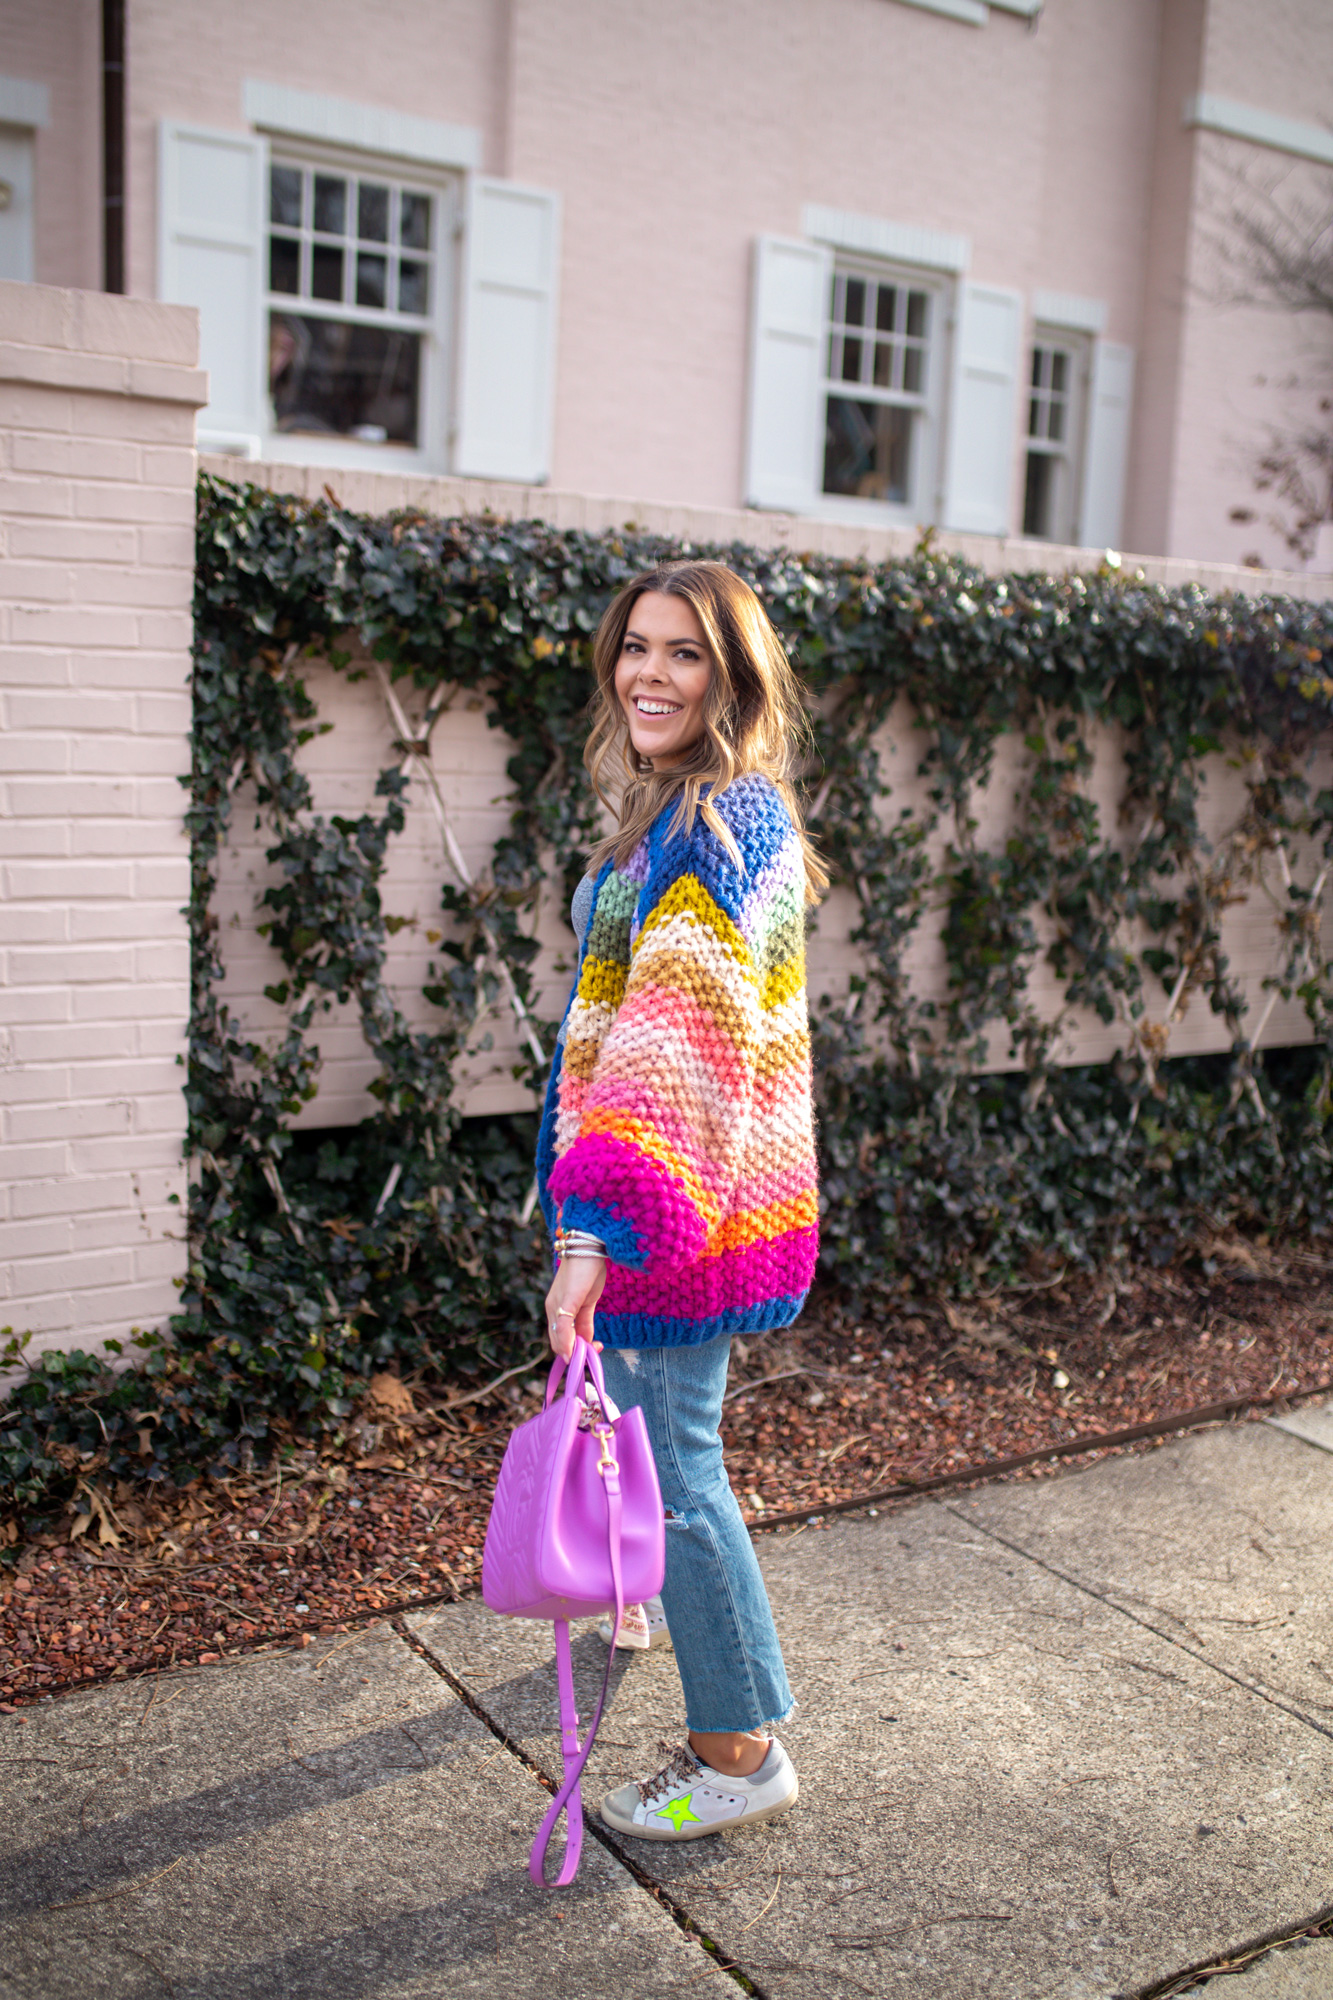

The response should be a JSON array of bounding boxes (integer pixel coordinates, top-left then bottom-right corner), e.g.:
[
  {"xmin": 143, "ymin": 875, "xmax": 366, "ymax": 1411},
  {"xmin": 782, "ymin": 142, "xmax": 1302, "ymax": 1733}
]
[{"xmin": 600, "ymin": 1334, "xmax": 795, "ymax": 1736}]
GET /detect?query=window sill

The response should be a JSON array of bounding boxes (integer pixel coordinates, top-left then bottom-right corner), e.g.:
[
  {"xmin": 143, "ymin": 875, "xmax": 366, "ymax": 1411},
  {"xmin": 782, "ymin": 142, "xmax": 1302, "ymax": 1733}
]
[
  {"xmin": 258, "ymin": 432, "xmax": 447, "ymax": 476},
  {"xmin": 779, "ymin": 493, "xmax": 934, "ymax": 532}
]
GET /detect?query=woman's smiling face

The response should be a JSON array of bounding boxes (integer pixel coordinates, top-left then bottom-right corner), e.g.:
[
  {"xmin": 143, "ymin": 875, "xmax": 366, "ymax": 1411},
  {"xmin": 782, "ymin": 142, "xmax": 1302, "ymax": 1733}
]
[{"xmin": 615, "ymin": 591, "xmax": 713, "ymax": 769}]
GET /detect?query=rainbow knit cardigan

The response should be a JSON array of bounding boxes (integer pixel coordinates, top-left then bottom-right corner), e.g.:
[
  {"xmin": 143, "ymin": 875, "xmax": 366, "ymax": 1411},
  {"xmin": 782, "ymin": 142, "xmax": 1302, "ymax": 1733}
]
[{"xmin": 536, "ymin": 773, "xmax": 819, "ymax": 1346}]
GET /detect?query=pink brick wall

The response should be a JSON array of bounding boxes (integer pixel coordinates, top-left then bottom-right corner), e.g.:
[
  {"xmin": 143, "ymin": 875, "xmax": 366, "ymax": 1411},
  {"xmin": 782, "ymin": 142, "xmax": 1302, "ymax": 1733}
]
[{"xmin": 0, "ymin": 282, "xmax": 205, "ymax": 1365}]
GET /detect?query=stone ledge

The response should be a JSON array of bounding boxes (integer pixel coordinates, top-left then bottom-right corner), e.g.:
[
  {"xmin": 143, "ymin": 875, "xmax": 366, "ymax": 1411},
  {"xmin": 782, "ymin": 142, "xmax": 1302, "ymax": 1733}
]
[
  {"xmin": 0, "ymin": 283, "xmax": 200, "ymax": 369},
  {"xmin": 200, "ymin": 456, "xmax": 1333, "ymax": 604},
  {"xmin": 0, "ymin": 343, "xmax": 207, "ymax": 407}
]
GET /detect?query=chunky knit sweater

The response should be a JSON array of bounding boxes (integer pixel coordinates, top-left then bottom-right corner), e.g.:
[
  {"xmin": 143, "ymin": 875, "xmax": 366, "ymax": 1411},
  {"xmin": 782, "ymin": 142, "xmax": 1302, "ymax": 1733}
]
[{"xmin": 536, "ymin": 773, "xmax": 819, "ymax": 1346}]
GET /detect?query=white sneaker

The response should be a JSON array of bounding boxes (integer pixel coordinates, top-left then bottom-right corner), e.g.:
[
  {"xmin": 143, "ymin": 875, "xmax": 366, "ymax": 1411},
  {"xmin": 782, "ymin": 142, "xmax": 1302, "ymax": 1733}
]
[
  {"xmin": 597, "ymin": 1595, "xmax": 673, "ymax": 1652},
  {"xmin": 600, "ymin": 1738, "xmax": 798, "ymax": 1841}
]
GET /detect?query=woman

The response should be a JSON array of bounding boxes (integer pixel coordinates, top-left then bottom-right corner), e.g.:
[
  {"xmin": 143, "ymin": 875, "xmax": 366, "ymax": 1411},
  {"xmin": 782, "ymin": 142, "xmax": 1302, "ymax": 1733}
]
[{"xmin": 537, "ymin": 559, "xmax": 826, "ymax": 1841}]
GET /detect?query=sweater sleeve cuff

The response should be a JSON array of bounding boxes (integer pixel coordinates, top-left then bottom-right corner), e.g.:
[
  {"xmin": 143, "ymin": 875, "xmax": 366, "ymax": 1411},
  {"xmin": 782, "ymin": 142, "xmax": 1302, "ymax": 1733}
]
[{"xmin": 556, "ymin": 1194, "xmax": 647, "ymax": 1271}]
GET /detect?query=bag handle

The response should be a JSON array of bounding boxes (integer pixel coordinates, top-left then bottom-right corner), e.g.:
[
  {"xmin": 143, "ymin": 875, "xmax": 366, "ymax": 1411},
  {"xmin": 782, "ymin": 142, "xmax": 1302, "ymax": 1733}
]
[
  {"xmin": 528, "ymin": 1399, "xmax": 625, "ymax": 1888},
  {"xmin": 544, "ymin": 1336, "xmax": 613, "ymax": 1419}
]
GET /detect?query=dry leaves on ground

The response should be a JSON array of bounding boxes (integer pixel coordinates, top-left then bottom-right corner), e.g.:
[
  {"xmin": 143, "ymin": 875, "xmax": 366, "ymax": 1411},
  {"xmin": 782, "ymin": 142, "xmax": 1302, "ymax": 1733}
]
[{"xmin": 3, "ymin": 1251, "xmax": 1332, "ymax": 1708}]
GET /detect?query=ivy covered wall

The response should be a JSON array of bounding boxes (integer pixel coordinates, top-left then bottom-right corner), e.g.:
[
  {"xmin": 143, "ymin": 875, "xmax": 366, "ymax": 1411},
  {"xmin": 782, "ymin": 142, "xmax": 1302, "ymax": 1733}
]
[{"xmin": 6, "ymin": 471, "xmax": 1333, "ymax": 1505}]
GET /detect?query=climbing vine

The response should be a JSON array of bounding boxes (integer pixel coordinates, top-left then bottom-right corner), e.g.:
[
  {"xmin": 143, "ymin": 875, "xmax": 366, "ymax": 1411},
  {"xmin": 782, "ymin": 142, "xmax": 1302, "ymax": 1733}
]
[{"xmin": 5, "ymin": 472, "xmax": 1333, "ymax": 1508}]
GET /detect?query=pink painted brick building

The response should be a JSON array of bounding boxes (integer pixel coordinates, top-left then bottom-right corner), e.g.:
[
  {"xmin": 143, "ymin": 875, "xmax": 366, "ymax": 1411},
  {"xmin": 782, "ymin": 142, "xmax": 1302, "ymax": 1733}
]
[{"xmin": 4, "ymin": 0, "xmax": 1331, "ymax": 569}]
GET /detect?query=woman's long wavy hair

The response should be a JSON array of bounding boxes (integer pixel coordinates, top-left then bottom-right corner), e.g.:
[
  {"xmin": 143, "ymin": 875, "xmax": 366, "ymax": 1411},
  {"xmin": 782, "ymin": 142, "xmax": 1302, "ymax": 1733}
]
[{"xmin": 583, "ymin": 561, "xmax": 827, "ymax": 903}]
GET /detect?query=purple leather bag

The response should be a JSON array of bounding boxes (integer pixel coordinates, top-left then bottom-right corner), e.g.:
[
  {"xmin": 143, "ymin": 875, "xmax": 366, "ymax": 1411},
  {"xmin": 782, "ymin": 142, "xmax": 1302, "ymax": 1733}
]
[{"xmin": 482, "ymin": 1339, "xmax": 665, "ymax": 1886}]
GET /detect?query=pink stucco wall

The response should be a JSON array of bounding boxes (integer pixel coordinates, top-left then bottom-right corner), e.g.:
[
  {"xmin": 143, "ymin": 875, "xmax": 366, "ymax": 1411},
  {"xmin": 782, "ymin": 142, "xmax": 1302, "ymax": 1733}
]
[{"xmin": 4, "ymin": 0, "xmax": 1332, "ymax": 565}]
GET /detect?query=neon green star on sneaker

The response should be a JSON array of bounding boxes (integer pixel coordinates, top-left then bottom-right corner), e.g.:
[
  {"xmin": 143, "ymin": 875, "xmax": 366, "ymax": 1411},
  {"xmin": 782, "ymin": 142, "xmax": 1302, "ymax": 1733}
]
[
  {"xmin": 600, "ymin": 1739, "xmax": 798, "ymax": 1842},
  {"xmin": 658, "ymin": 1792, "xmax": 702, "ymax": 1831}
]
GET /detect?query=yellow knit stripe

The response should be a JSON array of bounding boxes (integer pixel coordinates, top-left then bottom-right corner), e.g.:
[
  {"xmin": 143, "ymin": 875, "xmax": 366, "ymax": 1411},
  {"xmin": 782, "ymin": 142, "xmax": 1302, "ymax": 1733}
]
[
  {"xmin": 637, "ymin": 874, "xmax": 752, "ymax": 971},
  {"xmin": 762, "ymin": 952, "xmax": 805, "ymax": 1012},
  {"xmin": 576, "ymin": 951, "xmax": 628, "ymax": 1012}
]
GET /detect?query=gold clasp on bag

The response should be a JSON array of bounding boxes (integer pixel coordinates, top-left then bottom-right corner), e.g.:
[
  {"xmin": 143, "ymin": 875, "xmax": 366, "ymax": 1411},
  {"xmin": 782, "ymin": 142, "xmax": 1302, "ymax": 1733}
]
[{"xmin": 592, "ymin": 1424, "xmax": 620, "ymax": 1477}]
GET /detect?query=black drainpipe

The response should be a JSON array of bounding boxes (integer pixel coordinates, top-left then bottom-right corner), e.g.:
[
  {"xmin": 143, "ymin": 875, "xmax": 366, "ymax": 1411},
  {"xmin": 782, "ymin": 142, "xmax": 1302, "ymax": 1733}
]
[{"xmin": 102, "ymin": 0, "xmax": 125, "ymax": 292}]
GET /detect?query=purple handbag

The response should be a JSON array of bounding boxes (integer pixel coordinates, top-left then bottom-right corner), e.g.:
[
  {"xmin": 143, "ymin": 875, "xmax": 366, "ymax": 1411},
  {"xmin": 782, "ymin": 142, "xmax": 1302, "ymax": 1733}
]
[{"xmin": 482, "ymin": 1339, "xmax": 665, "ymax": 1886}]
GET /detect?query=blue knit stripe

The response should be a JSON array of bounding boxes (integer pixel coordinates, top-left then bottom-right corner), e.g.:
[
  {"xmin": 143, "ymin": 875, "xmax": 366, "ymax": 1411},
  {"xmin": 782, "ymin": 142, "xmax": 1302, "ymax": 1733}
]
[{"xmin": 592, "ymin": 1293, "xmax": 807, "ymax": 1349}]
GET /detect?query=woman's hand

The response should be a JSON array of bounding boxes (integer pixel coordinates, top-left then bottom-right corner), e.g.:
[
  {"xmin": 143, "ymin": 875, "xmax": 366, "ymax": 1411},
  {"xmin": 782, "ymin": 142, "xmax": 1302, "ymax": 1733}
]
[{"xmin": 545, "ymin": 1254, "xmax": 607, "ymax": 1360}]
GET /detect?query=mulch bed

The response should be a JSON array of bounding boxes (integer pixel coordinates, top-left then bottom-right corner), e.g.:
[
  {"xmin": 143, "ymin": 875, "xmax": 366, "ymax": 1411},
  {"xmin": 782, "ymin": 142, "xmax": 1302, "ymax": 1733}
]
[{"xmin": 4, "ymin": 1241, "xmax": 1332, "ymax": 1710}]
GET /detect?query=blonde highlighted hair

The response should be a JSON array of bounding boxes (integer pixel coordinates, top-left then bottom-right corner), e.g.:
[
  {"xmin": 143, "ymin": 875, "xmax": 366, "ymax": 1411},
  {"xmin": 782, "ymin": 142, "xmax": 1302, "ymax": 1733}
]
[{"xmin": 584, "ymin": 560, "xmax": 827, "ymax": 903}]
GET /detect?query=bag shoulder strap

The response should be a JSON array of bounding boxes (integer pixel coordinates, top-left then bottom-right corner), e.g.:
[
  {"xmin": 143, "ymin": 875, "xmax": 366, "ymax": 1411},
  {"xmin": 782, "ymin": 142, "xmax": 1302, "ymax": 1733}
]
[{"xmin": 529, "ymin": 1438, "xmax": 625, "ymax": 1887}]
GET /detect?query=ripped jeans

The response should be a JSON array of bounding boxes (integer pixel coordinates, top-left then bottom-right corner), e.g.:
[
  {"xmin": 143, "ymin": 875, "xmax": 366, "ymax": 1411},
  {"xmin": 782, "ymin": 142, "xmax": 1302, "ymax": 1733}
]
[{"xmin": 600, "ymin": 1334, "xmax": 795, "ymax": 1736}]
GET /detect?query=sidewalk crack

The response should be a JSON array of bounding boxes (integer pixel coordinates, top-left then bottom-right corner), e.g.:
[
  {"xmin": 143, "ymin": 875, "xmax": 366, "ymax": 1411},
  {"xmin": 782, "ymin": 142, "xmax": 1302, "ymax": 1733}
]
[
  {"xmin": 390, "ymin": 1617, "xmax": 770, "ymax": 1997},
  {"xmin": 941, "ymin": 1505, "xmax": 1333, "ymax": 1743}
]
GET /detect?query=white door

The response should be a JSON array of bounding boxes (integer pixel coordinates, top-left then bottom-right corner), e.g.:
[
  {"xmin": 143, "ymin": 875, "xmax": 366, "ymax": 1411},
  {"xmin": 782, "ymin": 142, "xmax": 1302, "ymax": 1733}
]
[{"xmin": 0, "ymin": 125, "xmax": 35, "ymax": 282}]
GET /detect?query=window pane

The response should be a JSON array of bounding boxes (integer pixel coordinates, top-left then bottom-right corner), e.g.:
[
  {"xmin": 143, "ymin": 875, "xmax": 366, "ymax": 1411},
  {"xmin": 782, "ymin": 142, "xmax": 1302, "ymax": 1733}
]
[
  {"xmin": 313, "ymin": 175, "xmax": 347, "ymax": 236},
  {"xmin": 398, "ymin": 260, "xmax": 429, "ymax": 315},
  {"xmin": 1031, "ymin": 348, "xmax": 1045, "ymax": 389},
  {"xmin": 841, "ymin": 336, "xmax": 863, "ymax": 384},
  {"xmin": 1024, "ymin": 450, "xmax": 1055, "ymax": 537},
  {"xmin": 844, "ymin": 277, "xmax": 866, "ymax": 327},
  {"xmin": 1051, "ymin": 351, "xmax": 1068, "ymax": 393},
  {"xmin": 876, "ymin": 285, "xmax": 897, "ymax": 334},
  {"xmin": 1029, "ymin": 396, "xmax": 1043, "ymax": 439},
  {"xmin": 358, "ymin": 182, "xmax": 390, "ymax": 242},
  {"xmin": 269, "ymin": 311, "xmax": 421, "ymax": 444},
  {"xmin": 823, "ymin": 395, "xmax": 913, "ymax": 504},
  {"xmin": 906, "ymin": 291, "xmax": 927, "ymax": 339},
  {"xmin": 873, "ymin": 340, "xmax": 895, "ymax": 390},
  {"xmin": 1047, "ymin": 398, "xmax": 1066, "ymax": 443},
  {"xmin": 268, "ymin": 235, "xmax": 300, "ymax": 295},
  {"xmin": 270, "ymin": 165, "xmax": 302, "ymax": 228},
  {"xmin": 356, "ymin": 252, "xmax": 387, "ymax": 308},
  {"xmin": 311, "ymin": 243, "xmax": 344, "ymax": 301},
  {"xmin": 903, "ymin": 344, "xmax": 924, "ymax": 395},
  {"xmin": 400, "ymin": 191, "xmax": 431, "ymax": 249}
]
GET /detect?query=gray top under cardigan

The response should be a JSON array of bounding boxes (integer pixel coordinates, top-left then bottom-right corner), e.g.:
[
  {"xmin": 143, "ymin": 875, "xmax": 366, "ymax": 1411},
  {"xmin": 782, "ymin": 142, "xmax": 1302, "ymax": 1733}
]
[{"xmin": 555, "ymin": 873, "xmax": 597, "ymax": 1049}]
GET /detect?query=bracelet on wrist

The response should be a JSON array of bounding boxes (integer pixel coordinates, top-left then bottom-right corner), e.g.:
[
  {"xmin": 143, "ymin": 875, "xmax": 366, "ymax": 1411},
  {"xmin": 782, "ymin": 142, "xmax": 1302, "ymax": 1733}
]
[{"xmin": 553, "ymin": 1224, "xmax": 608, "ymax": 1262}]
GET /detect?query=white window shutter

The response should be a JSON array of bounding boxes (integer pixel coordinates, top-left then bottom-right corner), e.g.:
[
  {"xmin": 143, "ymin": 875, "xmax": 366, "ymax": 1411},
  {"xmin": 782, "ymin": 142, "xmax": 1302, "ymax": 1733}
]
[
  {"xmin": 1079, "ymin": 341, "xmax": 1135, "ymax": 550},
  {"xmin": 744, "ymin": 235, "xmax": 831, "ymax": 512},
  {"xmin": 158, "ymin": 123, "xmax": 266, "ymax": 452},
  {"xmin": 942, "ymin": 282, "xmax": 1024, "ymax": 535},
  {"xmin": 454, "ymin": 178, "xmax": 560, "ymax": 483}
]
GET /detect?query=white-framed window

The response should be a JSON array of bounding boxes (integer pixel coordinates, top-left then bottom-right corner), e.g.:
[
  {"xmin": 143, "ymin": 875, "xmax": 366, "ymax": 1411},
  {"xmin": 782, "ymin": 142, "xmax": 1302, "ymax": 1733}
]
[
  {"xmin": 1022, "ymin": 330, "xmax": 1089, "ymax": 543},
  {"xmin": 158, "ymin": 117, "xmax": 561, "ymax": 484},
  {"xmin": 745, "ymin": 230, "xmax": 1024, "ymax": 534},
  {"xmin": 264, "ymin": 147, "xmax": 450, "ymax": 459},
  {"xmin": 820, "ymin": 262, "xmax": 943, "ymax": 518}
]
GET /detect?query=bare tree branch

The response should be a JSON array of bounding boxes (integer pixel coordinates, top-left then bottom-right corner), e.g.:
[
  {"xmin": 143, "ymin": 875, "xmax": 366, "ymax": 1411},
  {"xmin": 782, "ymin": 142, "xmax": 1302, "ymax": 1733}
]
[{"xmin": 1197, "ymin": 151, "xmax": 1333, "ymax": 558}]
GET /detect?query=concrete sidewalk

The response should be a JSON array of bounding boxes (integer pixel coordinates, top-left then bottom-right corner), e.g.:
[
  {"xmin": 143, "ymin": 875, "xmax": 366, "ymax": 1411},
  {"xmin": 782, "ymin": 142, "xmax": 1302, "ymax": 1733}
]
[{"xmin": 2, "ymin": 1412, "xmax": 1330, "ymax": 1999}]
